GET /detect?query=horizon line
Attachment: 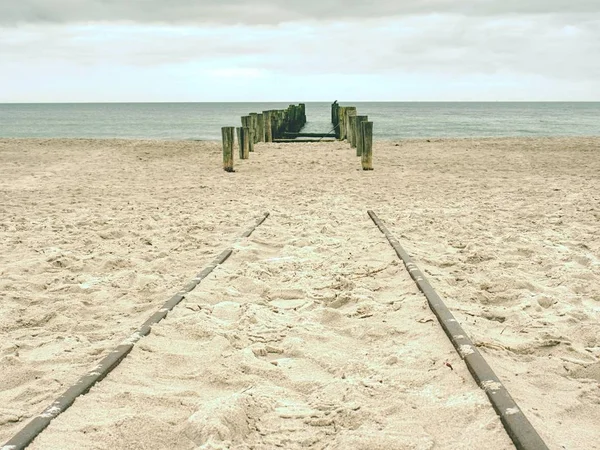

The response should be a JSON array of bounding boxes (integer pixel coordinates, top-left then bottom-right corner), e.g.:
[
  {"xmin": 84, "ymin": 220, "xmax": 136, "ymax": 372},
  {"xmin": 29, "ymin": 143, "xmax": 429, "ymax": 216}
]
[{"xmin": 2, "ymin": 100, "xmax": 600, "ymax": 104}]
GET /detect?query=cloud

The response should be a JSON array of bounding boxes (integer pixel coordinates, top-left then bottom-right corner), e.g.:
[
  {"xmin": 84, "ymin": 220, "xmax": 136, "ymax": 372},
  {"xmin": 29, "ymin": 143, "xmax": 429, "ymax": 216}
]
[
  {"xmin": 3, "ymin": 15, "xmax": 599, "ymax": 81},
  {"xmin": 1, "ymin": 0, "xmax": 600, "ymax": 25},
  {"xmin": 1, "ymin": 1, "xmax": 599, "ymax": 101}
]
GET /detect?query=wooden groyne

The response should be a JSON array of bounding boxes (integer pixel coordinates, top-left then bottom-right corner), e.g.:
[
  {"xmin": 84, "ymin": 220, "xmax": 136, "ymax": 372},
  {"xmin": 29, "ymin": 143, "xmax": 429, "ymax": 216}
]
[
  {"xmin": 265, "ymin": 104, "xmax": 307, "ymax": 141},
  {"xmin": 222, "ymin": 104, "xmax": 307, "ymax": 171},
  {"xmin": 222, "ymin": 101, "xmax": 373, "ymax": 170},
  {"xmin": 331, "ymin": 101, "xmax": 374, "ymax": 170}
]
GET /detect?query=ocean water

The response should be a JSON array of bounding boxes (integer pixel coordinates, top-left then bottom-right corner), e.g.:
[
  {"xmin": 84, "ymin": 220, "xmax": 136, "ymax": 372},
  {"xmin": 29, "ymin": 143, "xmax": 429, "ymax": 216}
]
[{"xmin": 0, "ymin": 102, "xmax": 598, "ymax": 140}]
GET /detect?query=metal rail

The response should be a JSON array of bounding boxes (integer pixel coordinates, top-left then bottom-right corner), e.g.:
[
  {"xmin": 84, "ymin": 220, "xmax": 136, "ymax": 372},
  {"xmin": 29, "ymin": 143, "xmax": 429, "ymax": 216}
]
[
  {"xmin": 2, "ymin": 212, "xmax": 270, "ymax": 450},
  {"xmin": 367, "ymin": 210, "xmax": 549, "ymax": 450}
]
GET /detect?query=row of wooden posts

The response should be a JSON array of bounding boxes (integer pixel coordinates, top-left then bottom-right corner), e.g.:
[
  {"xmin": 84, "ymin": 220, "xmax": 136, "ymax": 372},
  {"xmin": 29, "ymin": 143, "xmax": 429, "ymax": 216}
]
[
  {"xmin": 222, "ymin": 102, "xmax": 373, "ymax": 171},
  {"xmin": 331, "ymin": 101, "xmax": 373, "ymax": 170},
  {"xmin": 222, "ymin": 104, "xmax": 307, "ymax": 172}
]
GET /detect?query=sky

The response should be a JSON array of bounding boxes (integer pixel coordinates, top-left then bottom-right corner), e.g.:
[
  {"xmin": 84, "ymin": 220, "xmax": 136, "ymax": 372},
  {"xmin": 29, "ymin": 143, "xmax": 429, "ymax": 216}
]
[{"xmin": 1, "ymin": 0, "xmax": 599, "ymax": 102}]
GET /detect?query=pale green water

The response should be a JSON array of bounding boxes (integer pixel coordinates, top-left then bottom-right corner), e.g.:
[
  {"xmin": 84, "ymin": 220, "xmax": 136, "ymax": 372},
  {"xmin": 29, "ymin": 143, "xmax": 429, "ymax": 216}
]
[{"xmin": 0, "ymin": 102, "xmax": 598, "ymax": 140}]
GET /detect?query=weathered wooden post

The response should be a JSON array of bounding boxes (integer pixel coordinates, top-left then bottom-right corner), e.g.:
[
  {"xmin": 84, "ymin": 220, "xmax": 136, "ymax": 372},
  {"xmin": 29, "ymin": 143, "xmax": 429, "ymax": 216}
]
[
  {"xmin": 287, "ymin": 105, "xmax": 294, "ymax": 131},
  {"xmin": 338, "ymin": 106, "xmax": 347, "ymax": 140},
  {"xmin": 236, "ymin": 127, "xmax": 244, "ymax": 159},
  {"xmin": 248, "ymin": 129, "xmax": 255, "ymax": 152},
  {"xmin": 331, "ymin": 101, "xmax": 340, "ymax": 138},
  {"xmin": 257, "ymin": 114, "xmax": 265, "ymax": 142},
  {"xmin": 241, "ymin": 115, "xmax": 251, "ymax": 131},
  {"xmin": 291, "ymin": 103, "xmax": 305, "ymax": 131},
  {"xmin": 273, "ymin": 110, "xmax": 280, "ymax": 139},
  {"xmin": 263, "ymin": 111, "xmax": 272, "ymax": 142},
  {"xmin": 277, "ymin": 110, "xmax": 284, "ymax": 138},
  {"xmin": 273, "ymin": 110, "xmax": 279, "ymax": 139},
  {"xmin": 361, "ymin": 121, "xmax": 373, "ymax": 170},
  {"xmin": 222, "ymin": 126, "xmax": 235, "ymax": 172},
  {"xmin": 269, "ymin": 110, "xmax": 276, "ymax": 140},
  {"xmin": 345, "ymin": 107, "xmax": 357, "ymax": 142},
  {"xmin": 283, "ymin": 106, "xmax": 290, "ymax": 133},
  {"xmin": 243, "ymin": 127, "xmax": 250, "ymax": 157},
  {"xmin": 355, "ymin": 115, "xmax": 368, "ymax": 156},
  {"xmin": 241, "ymin": 115, "xmax": 254, "ymax": 150},
  {"xmin": 293, "ymin": 104, "xmax": 299, "ymax": 130},
  {"xmin": 291, "ymin": 104, "xmax": 299, "ymax": 131},
  {"xmin": 250, "ymin": 113, "xmax": 259, "ymax": 143},
  {"xmin": 299, "ymin": 103, "xmax": 306, "ymax": 128},
  {"xmin": 272, "ymin": 110, "xmax": 283, "ymax": 139},
  {"xmin": 237, "ymin": 126, "xmax": 249, "ymax": 159},
  {"xmin": 349, "ymin": 115, "xmax": 358, "ymax": 148}
]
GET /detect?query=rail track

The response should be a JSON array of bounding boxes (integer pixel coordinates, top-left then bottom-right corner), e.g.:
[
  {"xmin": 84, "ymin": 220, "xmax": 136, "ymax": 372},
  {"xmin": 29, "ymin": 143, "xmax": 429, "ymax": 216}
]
[{"xmin": 2, "ymin": 211, "xmax": 548, "ymax": 449}]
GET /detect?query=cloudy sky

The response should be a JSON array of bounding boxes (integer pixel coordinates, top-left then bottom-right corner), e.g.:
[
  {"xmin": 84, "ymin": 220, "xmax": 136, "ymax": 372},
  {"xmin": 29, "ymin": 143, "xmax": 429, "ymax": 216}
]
[{"xmin": 2, "ymin": 0, "xmax": 599, "ymax": 102}]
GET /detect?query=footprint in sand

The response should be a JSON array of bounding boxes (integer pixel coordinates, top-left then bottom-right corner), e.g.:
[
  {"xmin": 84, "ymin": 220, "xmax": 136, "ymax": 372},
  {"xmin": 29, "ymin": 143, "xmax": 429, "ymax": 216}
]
[
  {"xmin": 182, "ymin": 393, "xmax": 272, "ymax": 447},
  {"xmin": 211, "ymin": 302, "xmax": 242, "ymax": 322},
  {"xmin": 263, "ymin": 288, "xmax": 309, "ymax": 310},
  {"xmin": 229, "ymin": 276, "xmax": 269, "ymax": 296},
  {"xmin": 570, "ymin": 361, "xmax": 600, "ymax": 382}
]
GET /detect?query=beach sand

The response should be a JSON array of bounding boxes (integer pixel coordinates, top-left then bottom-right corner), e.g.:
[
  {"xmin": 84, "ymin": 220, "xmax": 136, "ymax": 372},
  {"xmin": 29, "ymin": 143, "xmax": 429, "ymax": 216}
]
[{"xmin": 0, "ymin": 137, "xmax": 598, "ymax": 449}]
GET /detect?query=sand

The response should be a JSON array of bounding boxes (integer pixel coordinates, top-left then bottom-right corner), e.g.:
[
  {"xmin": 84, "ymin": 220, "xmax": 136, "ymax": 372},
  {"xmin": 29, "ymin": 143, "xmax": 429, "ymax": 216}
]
[{"xmin": 0, "ymin": 137, "xmax": 598, "ymax": 449}]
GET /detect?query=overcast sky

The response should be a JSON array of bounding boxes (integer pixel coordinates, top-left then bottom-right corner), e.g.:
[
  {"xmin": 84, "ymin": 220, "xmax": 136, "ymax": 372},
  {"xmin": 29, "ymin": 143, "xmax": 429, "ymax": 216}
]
[{"xmin": 1, "ymin": 0, "xmax": 599, "ymax": 102}]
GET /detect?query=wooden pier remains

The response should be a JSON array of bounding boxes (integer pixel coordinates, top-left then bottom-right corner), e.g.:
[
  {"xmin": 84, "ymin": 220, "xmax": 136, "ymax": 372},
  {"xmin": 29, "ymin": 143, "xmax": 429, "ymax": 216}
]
[
  {"xmin": 222, "ymin": 104, "xmax": 307, "ymax": 171},
  {"xmin": 331, "ymin": 102, "xmax": 374, "ymax": 170},
  {"xmin": 247, "ymin": 104, "xmax": 307, "ymax": 143},
  {"xmin": 221, "ymin": 101, "xmax": 374, "ymax": 171}
]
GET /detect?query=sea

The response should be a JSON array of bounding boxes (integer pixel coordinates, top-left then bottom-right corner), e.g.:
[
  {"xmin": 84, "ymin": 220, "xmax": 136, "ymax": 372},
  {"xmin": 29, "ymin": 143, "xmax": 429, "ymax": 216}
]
[{"xmin": 0, "ymin": 102, "xmax": 598, "ymax": 140}]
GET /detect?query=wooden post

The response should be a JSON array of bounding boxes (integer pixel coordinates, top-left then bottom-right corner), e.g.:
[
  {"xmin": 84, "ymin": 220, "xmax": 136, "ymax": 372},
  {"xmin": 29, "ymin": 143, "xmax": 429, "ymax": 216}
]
[
  {"xmin": 237, "ymin": 126, "xmax": 249, "ymax": 159},
  {"xmin": 250, "ymin": 113, "xmax": 259, "ymax": 143},
  {"xmin": 241, "ymin": 115, "xmax": 251, "ymax": 131},
  {"xmin": 338, "ymin": 106, "xmax": 347, "ymax": 140},
  {"xmin": 331, "ymin": 101, "xmax": 339, "ymax": 138},
  {"xmin": 278, "ymin": 110, "xmax": 284, "ymax": 138},
  {"xmin": 345, "ymin": 107, "xmax": 357, "ymax": 142},
  {"xmin": 287, "ymin": 105, "xmax": 294, "ymax": 132},
  {"xmin": 222, "ymin": 126, "xmax": 235, "ymax": 172},
  {"xmin": 263, "ymin": 111, "xmax": 272, "ymax": 142},
  {"xmin": 361, "ymin": 121, "xmax": 373, "ymax": 170},
  {"xmin": 299, "ymin": 103, "xmax": 306, "ymax": 129},
  {"xmin": 249, "ymin": 129, "xmax": 255, "ymax": 152},
  {"xmin": 292, "ymin": 104, "xmax": 299, "ymax": 131},
  {"xmin": 269, "ymin": 110, "xmax": 276, "ymax": 140},
  {"xmin": 273, "ymin": 110, "xmax": 280, "ymax": 139},
  {"xmin": 349, "ymin": 116, "xmax": 358, "ymax": 148},
  {"xmin": 273, "ymin": 110, "xmax": 279, "ymax": 139},
  {"xmin": 237, "ymin": 127, "xmax": 244, "ymax": 159},
  {"xmin": 272, "ymin": 110, "xmax": 283, "ymax": 139},
  {"xmin": 355, "ymin": 115, "xmax": 368, "ymax": 156},
  {"xmin": 257, "ymin": 114, "xmax": 265, "ymax": 142}
]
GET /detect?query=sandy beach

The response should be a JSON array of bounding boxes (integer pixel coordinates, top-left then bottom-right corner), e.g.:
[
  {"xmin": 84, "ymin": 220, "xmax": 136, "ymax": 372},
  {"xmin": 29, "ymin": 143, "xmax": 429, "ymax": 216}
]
[{"xmin": 1, "ymin": 137, "xmax": 599, "ymax": 449}]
